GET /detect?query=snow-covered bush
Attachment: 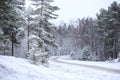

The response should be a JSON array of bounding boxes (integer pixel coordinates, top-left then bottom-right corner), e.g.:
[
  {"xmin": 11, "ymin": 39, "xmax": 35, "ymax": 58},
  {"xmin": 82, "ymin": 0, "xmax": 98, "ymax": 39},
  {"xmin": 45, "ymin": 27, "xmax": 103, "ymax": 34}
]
[
  {"xmin": 29, "ymin": 48, "xmax": 48, "ymax": 64},
  {"xmin": 28, "ymin": 34, "xmax": 48, "ymax": 64},
  {"xmin": 79, "ymin": 46, "xmax": 92, "ymax": 60},
  {"xmin": 70, "ymin": 46, "xmax": 94, "ymax": 61}
]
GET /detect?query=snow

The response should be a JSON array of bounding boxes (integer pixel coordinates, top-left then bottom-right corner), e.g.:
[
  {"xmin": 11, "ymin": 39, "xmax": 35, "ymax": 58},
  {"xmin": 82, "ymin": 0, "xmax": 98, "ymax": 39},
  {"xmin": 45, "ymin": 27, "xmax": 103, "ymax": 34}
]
[
  {"xmin": 57, "ymin": 55, "xmax": 120, "ymax": 70},
  {"xmin": 0, "ymin": 55, "xmax": 120, "ymax": 80}
]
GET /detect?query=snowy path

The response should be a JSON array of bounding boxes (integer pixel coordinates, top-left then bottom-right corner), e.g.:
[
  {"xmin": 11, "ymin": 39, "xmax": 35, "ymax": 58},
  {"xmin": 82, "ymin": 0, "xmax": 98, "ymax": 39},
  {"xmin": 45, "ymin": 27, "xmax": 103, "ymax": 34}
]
[{"xmin": 50, "ymin": 56, "xmax": 120, "ymax": 74}]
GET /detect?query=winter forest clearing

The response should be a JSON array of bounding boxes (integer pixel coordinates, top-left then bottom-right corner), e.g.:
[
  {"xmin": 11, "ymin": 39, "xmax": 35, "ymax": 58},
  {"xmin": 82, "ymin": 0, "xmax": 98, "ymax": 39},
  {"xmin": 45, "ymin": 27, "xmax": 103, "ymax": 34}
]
[{"xmin": 0, "ymin": 0, "xmax": 120, "ymax": 80}]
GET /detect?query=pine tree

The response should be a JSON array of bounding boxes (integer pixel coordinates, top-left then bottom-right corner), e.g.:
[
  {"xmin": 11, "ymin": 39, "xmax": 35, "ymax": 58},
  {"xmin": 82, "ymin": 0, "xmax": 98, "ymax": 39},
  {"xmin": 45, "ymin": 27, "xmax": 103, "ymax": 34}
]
[
  {"xmin": 95, "ymin": 1, "xmax": 120, "ymax": 60},
  {"xmin": 26, "ymin": 0, "xmax": 59, "ymax": 64},
  {"xmin": 0, "ymin": 0, "xmax": 25, "ymax": 56}
]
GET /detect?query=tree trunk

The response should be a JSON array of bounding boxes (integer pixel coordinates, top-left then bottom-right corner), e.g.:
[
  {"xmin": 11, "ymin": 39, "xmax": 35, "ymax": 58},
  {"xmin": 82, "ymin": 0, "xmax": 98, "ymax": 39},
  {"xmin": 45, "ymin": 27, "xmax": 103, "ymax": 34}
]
[
  {"xmin": 40, "ymin": 0, "xmax": 44, "ymax": 28},
  {"xmin": 11, "ymin": 40, "xmax": 14, "ymax": 56},
  {"xmin": 11, "ymin": 32, "xmax": 14, "ymax": 56},
  {"xmin": 3, "ymin": 41, "xmax": 5, "ymax": 55},
  {"xmin": 27, "ymin": 17, "xmax": 30, "ymax": 51}
]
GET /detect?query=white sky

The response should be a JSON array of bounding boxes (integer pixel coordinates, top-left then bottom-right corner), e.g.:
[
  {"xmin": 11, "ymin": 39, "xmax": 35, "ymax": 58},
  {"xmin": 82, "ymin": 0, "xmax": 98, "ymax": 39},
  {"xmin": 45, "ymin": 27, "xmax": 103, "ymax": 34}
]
[{"xmin": 26, "ymin": 0, "xmax": 120, "ymax": 25}]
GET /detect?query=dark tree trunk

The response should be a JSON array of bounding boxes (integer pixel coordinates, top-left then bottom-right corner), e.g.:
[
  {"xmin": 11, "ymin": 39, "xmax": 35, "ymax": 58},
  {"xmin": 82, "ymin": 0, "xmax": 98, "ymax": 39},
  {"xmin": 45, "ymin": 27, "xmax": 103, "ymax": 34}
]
[
  {"xmin": 3, "ymin": 41, "xmax": 5, "ymax": 55},
  {"xmin": 11, "ymin": 32, "xmax": 14, "ymax": 56},
  {"xmin": 11, "ymin": 40, "xmax": 14, "ymax": 56},
  {"xmin": 27, "ymin": 17, "xmax": 30, "ymax": 51}
]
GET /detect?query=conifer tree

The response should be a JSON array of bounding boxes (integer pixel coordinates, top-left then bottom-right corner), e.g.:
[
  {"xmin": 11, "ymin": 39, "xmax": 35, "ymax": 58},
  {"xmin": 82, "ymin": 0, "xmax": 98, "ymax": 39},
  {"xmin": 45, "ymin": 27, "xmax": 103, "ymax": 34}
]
[
  {"xmin": 26, "ymin": 0, "xmax": 59, "ymax": 64},
  {"xmin": 95, "ymin": 1, "xmax": 120, "ymax": 60},
  {"xmin": 0, "ymin": 0, "xmax": 25, "ymax": 56}
]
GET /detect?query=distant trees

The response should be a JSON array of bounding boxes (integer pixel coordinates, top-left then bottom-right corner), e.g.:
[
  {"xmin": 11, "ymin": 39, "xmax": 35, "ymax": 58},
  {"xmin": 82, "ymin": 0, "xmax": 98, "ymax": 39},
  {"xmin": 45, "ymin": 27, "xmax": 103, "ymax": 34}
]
[
  {"xmin": 50, "ymin": 1, "xmax": 120, "ymax": 61},
  {"xmin": 49, "ymin": 18, "xmax": 97, "ymax": 60}
]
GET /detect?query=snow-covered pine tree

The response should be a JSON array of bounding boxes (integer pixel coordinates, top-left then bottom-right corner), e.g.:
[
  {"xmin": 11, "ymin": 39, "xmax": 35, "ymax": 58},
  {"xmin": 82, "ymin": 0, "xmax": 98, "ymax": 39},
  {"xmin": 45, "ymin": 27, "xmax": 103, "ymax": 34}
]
[
  {"xmin": 95, "ymin": 1, "xmax": 120, "ymax": 60},
  {"xmin": 26, "ymin": 0, "xmax": 59, "ymax": 64},
  {"xmin": 0, "ymin": 0, "xmax": 25, "ymax": 56}
]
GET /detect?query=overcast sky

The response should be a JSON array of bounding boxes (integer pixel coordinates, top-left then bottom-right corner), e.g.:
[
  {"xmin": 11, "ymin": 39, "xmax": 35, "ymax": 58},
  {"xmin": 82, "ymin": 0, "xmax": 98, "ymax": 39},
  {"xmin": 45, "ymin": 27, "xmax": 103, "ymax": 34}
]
[{"xmin": 26, "ymin": 0, "xmax": 120, "ymax": 25}]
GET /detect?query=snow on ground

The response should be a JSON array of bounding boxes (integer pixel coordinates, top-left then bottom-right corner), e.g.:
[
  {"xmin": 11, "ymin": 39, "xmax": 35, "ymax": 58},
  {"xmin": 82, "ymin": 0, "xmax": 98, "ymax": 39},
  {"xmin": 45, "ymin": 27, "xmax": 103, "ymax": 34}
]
[
  {"xmin": 57, "ymin": 55, "xmax": 120, "ymax": 70},
  {"xmin": 0, "ymin": 55, "xmax": 120, "ymax": 80}
]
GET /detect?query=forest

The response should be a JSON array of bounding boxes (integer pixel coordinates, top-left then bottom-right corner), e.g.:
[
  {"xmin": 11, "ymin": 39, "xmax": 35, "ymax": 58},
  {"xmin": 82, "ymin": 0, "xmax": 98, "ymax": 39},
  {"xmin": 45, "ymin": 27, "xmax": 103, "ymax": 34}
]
[
  {"xmin": 0, "ymin": 0, "xmax": 120, "ymax": 80},
  {"xmin": 0, "ymin": 0, "xmax": 120, "ymax": 64}
]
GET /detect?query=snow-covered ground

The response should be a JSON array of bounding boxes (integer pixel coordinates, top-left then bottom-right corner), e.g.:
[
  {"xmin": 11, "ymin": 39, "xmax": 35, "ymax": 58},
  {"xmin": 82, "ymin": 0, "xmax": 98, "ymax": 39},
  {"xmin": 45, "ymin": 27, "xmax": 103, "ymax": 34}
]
[
  {"xmin": 0, "ymin": 55, "xmax": 120, "ymax": 80},
  {"xmin": 56, "ymin": 55, "xmax": 120, "ymax": 70}
]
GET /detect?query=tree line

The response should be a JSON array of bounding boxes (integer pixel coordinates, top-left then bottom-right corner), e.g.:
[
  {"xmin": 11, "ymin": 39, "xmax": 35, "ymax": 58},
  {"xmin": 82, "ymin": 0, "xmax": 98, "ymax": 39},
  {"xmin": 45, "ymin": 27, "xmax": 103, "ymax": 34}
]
[
  {"xmin": 0, "ymin": 1, "xmax": 120, "ymax": 63},
  {"xmin": 49, "ymin": 1, "xmax": 120, "ymax": 61}
]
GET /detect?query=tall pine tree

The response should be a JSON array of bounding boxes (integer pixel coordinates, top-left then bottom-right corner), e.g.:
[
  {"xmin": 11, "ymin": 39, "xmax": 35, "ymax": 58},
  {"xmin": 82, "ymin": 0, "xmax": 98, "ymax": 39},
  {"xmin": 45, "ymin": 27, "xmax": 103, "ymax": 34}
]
[
  {"xmin": 95, "ymin": 1, "xmax": 120, "ymax": 60},
  {"xmin": 26, "ymin": 0, "xmax": 59, "ymax": 64},
  {"xmin": 0, "ymin": 0, "xmax": 25, "ymax": 56}
]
